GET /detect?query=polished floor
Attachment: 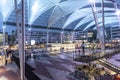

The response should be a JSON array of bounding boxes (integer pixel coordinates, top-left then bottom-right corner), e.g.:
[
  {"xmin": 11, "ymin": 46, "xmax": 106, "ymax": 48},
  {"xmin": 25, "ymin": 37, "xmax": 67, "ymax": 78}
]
[
  {"xmin": 0, "ymin": 63, "xmax": 20, "ymax": 80},
  {"xmin": 0, "ymin": 50, "xmax": 120, "ymax": 80},
  {"xmin": 27, "ymin": 55, "xmax": 76, "ymax": 80}
]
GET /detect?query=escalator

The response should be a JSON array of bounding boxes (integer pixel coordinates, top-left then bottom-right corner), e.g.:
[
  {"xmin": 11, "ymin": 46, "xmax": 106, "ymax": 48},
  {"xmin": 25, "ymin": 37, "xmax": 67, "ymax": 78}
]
[{"xmin": 98, "ymin": 59, "xmax": 120, "ymax": 73}]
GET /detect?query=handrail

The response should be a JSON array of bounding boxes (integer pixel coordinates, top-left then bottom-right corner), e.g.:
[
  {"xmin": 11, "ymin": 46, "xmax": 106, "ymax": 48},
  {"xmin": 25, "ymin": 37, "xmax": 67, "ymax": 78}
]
[
  {"xmin": 73, "ymin": 48, "xmax": 120, "ymax": 63},
  {"xmin": 98, "ymin": 59, "xmax": 120, "ymax": 73}
]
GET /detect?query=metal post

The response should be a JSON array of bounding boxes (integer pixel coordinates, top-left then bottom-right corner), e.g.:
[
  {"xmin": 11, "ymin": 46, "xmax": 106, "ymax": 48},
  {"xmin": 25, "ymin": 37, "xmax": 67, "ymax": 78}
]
[
  {"xmin": 14, "ymin": 0, "xmax": 25, "ymax": 80},
  {"xmin": 14, "ymin": 0, "xmax": 20, "ymax": 44},
  {"xmin": 46, "ymin": 27, "xmax": 49, "ymax": 51},
  {"xmin": 111, "ymin": 26, "xmax": 112, "ymax": 46},
  {"xmin": 86, "ymin": 31, "xmax": 88, "ymax": 42},
  {"xmin": 2, "ymin": 23, "xmax": 6, "ymax": 50},
  {"xmin": 27, "ymin": 0, "xmax": 31, "ymax": 45},
  {"xmin": 90, "ymin": 2, "xmax": 100, "ymax": 41},
  {"xmin": 101, "ymin": 0, "xmax": 105, "ymax": 53},
  {"xmin": 90, "ymin": 0, "xmax": 105, "ymax": 53},
  {"xmin": 61, "ymin": 32, "xmax": 62, "ymax": 44},
  {"xmin": 20, "ymin": 0, "xmax": 25, "ymax": 80},
  {"xmin": 62, "ymin": 30, "xmax": 64, "ymax": 43},
  {"xmin": 28, "ymin": 26, "xmax": 31, "ymax": 45},
  {"xmin": 111, "ymin": 27, "xmax": 112, "ymax": 41},
  {"xmin": 72, "ymin": 31, "xmax": 74, "ymax": 43},
  {"xmin": 2, "ymin": 22, "xmax": 6, "ymax": 58},
  {"xmin": 61, "ymin": 30, "xmax": 64, "ymax": 44}
]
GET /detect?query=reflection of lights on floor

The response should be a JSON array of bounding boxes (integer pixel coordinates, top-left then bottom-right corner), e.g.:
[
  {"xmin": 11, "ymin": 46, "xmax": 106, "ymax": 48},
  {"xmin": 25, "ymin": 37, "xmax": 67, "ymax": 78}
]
[
  {"xmin": 6, "ymin": 69, "xmax": 10, "ymax": 71},
  {"xmin": 0, "ymin": 68, "xmax": 6, "ymax": 73},
  {"xmin": 0, "ymin": 76, "xmax": 8, "ymax": 80}
]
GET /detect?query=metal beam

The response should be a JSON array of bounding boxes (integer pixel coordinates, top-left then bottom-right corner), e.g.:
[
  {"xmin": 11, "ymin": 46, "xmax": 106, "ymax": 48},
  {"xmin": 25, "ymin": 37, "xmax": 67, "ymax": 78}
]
[
  {"xmin": 102, "ymin": 0, "xmax": 105, "ymax": 53},
  {"xmin": 14, "ymin": 0, "xmax": 25, "ymax": 80},
  {"xmin": 20, "ymin": 0, "xmax": 25, "ymax": 80}
]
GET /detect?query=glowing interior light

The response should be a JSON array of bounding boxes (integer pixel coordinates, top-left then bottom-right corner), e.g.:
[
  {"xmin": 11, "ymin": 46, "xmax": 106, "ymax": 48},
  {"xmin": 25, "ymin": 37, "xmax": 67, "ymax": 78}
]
[
  {"xmin": 2, "ymin": 25, "xmax": 6, "ymax": 29},
  {"xmin": 61, "ymin": 31, "xmax": 64, "ymax": 33},
  {"xmin": 89, "ymin": 0, "xmax": 95, "ymax": 4},
  {"xmin": 116, "ymin": 10, "xmax": 120, "ymax": 15},
  {"xmin": 26, "ymin": 41, "xmax": 28, "ymax": 44},
  {"xmin": 31, "ymin": 40, "xmax": 35, "ymax": 45},
  {"xmin": 28, "ymin": 28, "xmax": 31, "ymax": 31}
]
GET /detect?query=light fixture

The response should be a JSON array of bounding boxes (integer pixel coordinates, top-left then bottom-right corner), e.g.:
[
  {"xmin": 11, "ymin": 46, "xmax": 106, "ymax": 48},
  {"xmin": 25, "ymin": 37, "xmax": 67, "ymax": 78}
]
[
  {"xmin": 61, "ymin": 31, "xmax": 64, "ymax": 33},
  {"xmin": 31, "ymin": 40, "xmax": 35, "ymax": 45},
  {"xmin": 116, "ymin": 9, "xmax": 120, "ymax": 15},
  {"xmin": 25, "ymin": 41, "xmax": 28, "ymax": 44},
  {"xmin": 2, "ymin": 25, "xmax": 6, "ymax": 29},
  {"xmin": 28, "ymin": 28, "xmax": 31, "ymax": 31},
  {"xmin": 89, "ymin": 0, "xmax": 95, "ymax": 4}
]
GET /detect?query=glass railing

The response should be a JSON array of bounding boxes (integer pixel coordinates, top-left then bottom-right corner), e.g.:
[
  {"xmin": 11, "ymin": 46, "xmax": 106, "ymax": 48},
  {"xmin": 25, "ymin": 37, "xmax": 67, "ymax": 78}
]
[
  {"xmin": 73, "ymin": 47, "xmax": 120, "ymax": 62},
  {"xmin": 99, "ymin": 59, "xmax": 120, "ymax": 72}
]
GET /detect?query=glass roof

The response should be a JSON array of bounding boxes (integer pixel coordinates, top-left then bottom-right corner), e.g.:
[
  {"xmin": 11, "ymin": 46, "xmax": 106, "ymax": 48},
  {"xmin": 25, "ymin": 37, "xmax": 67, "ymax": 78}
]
[
  {"xmin": 63, "ymin": 7, "xmax": 115, "ymax": 30},
  {"xmin": 74, "ymin": 11, "xmax": 116, "ymax": 30},
  {"xmin": 84, "ymin": 17, "xmax": 119, "ymax": 30},
  {"xmin": 28, "ymin": 0, "xmax": 61, "ymax": 25},
  {"xmin": 0, "ymin": 0, "xmax": 21, "ymax": 21},
  {"xmin": 0, "ymin": 0, "xmax": 120, "ymax": 31}
]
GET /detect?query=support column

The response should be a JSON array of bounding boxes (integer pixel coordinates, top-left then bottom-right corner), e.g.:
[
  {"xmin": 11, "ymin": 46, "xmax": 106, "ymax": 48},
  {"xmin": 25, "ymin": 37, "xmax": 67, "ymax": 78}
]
[
  {"xmin": 46, "ymin": 27, "xmax": 49, "ymax": 51},
  {"xmin": 90, "ymin": 0, "xmax": 105, "ymax": 53},
  {"xmin": 101, "ymin": 0, "xmax": 105, "ymax": 53},
  {"xmin": 14, "ymin": 0, "xmax": 20, "ymax": 44},
  {"xmin": 61, "ymin": 31, "xmax": 63, "ymax": 44},
  {"xmin": 2, "ymin": 22, "xmax": 6, "ymax": 51},
  {"xmin": 20, "ymin": 0, "xmax": 25, "ymax": 80},
  {"xmin": 14, "ymin": 0, "xmax": 25, "ymax": 80},
  {"xmin": 71, "ymin": 31, "xmax": 74, "ymax": 43},
  {"xmin": 2, "ymin": 22, "xmax": 6, "ymax": 60}
]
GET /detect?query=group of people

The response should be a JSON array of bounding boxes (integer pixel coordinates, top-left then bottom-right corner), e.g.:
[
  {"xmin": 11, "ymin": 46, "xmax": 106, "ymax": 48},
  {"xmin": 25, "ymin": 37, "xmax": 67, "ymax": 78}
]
[{"xmin": 75, "ymin": 42, "xmax": 85, "ymax": 56}]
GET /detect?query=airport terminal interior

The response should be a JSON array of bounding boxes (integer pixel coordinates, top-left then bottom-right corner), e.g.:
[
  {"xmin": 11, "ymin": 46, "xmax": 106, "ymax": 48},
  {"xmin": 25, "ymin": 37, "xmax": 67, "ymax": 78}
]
[{"xmin": 0, "ymin": 0, "xmax": 120, "ymax": 80}]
